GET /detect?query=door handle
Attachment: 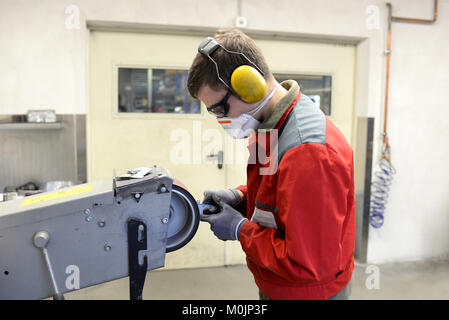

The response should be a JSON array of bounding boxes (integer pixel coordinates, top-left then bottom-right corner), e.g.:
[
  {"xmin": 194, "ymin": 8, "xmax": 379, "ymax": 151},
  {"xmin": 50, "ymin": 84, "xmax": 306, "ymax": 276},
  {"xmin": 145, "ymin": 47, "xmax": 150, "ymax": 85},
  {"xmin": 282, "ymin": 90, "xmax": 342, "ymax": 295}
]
[{"xmin": 206, "ymin": 150, "xmax": 223, "ymax": 169}]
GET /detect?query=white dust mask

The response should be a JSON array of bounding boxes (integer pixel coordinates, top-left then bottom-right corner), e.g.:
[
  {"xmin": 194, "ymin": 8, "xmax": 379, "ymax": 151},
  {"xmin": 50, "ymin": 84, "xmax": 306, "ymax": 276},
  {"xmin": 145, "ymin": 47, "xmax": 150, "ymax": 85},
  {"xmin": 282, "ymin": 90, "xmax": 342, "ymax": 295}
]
[{"xmin": 218, "ymin": 84, "xmax": 280, "ymax": 139}]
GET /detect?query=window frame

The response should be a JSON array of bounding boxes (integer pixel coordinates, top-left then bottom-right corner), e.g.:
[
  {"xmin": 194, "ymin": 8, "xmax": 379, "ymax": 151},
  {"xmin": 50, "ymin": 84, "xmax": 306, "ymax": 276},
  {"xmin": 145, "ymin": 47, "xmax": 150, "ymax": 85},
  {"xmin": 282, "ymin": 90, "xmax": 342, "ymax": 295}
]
[
  {"xmin": 111, "ymin": 63, "xmax": 206, "ymax": 120},
  {"xmin": 273, "ymin": 71, "xmax": 335, "ymax": 117}
]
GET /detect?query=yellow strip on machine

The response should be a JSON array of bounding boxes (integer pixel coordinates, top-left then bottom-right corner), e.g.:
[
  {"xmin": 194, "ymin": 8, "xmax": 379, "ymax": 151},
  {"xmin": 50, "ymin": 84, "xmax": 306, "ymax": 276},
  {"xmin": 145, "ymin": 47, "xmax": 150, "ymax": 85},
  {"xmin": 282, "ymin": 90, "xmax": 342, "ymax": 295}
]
[{"xmin": 20, "ymin": 184, "xmax": 93, "ymax": 207}]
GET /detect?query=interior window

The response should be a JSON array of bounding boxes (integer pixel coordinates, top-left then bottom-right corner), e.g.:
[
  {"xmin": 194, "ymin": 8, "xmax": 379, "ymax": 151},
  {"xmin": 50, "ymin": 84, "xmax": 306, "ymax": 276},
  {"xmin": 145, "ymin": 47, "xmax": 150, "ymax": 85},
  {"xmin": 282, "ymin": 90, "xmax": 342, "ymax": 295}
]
[
  {"xmin": 118, "ymin": 67, "xmax": 201, "ymax": 114},
  {"xmin": 275, "ymin": 74, "xmax": 332, "ymax": 115}
]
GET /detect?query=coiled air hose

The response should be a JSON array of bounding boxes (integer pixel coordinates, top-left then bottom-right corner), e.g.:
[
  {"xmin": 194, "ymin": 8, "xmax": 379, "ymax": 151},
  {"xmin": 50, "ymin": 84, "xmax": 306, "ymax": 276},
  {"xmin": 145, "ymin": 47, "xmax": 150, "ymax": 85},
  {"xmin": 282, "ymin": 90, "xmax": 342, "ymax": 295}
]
[{"xmin": 369, "ymin": 139, "xmax": 396, "ymax": 228}]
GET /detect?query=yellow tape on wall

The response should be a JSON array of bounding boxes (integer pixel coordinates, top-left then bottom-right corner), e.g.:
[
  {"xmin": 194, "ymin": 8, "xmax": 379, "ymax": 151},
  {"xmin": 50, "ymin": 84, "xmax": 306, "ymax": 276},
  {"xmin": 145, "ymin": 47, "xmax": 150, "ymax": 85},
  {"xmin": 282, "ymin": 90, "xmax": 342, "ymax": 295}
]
[{"xmin": 20, "ymin": 184, "xmax": 93, "ymax": 207}]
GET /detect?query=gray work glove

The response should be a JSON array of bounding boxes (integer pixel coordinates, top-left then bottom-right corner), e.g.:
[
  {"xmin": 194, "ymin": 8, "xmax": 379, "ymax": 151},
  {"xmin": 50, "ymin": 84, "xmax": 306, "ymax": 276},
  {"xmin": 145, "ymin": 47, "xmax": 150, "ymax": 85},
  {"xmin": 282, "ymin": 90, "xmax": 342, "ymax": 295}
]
[
  {"xmin": 201, "ymin": 195, "xmax": 248, "ymax": 241},
  {"xmin": 202, "ymin": 188, "xmax": 242, "ymax": 210}
]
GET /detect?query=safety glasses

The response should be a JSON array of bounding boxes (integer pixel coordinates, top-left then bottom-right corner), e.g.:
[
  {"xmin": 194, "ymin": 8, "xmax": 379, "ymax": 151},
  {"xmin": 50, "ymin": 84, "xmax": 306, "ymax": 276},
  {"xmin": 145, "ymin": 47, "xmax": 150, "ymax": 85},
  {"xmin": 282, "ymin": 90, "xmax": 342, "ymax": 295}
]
[{"xmin": 206, "ymin": 91, "xmax": 231, "ymax": 118}]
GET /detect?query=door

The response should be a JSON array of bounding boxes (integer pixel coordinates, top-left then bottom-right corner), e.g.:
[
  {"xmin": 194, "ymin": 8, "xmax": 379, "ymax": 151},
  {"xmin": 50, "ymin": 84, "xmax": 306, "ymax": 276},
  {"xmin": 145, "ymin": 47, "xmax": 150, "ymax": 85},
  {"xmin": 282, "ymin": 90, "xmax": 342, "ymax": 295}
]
[{"xmin": 88, "ymin": 30, "xmax": 356, "ymax": 269}]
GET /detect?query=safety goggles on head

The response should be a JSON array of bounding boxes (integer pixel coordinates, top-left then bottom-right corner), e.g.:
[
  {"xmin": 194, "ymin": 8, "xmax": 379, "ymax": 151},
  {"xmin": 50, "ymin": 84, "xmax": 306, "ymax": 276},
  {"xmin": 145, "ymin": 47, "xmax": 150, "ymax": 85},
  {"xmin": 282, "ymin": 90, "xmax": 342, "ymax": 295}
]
[{"xmin": 206, "ymin": 91, "xmax": 231, "ymax": 118}]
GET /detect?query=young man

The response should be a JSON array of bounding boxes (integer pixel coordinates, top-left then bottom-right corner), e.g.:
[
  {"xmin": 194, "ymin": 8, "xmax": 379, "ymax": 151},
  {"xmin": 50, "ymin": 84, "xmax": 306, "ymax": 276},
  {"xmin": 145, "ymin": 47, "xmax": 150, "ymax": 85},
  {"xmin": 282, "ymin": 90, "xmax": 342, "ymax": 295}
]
[{"xmin": 187, "ymin": 29, "xmax": 355, "ymax": 300}]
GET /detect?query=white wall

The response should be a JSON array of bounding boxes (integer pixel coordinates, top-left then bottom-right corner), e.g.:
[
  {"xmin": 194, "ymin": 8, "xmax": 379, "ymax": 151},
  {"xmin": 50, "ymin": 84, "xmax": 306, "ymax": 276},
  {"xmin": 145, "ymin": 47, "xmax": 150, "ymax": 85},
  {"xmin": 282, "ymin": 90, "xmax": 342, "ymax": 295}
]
[
  {"xmin": 1, "ymin": 0, "xmax": 448, "ymax": 263},
  {"xmin": 367, "ymin": 0, "xmax": 449, "ymax": 263},
  {"xmin": 0, "ymin": 0, "xmax": 86, "ymax": 115}
]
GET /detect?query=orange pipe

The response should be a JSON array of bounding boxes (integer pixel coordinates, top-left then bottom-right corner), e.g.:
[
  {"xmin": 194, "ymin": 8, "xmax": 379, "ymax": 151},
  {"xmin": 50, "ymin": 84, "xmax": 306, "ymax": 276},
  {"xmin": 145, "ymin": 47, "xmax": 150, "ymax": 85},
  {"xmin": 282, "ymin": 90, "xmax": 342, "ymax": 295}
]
[
  {"xmin": 383, "ymin": 1, "xmax": 438, "ymax": 150},
  {"xmin": 384, "ymin": 4, "xmax": 392, "ymax": 148}
]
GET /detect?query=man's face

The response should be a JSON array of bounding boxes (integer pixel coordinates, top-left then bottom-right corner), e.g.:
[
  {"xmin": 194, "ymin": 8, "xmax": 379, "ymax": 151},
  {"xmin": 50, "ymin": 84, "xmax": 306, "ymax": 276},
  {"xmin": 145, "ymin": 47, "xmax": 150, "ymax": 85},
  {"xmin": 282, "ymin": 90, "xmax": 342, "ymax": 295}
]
[{"xmin": 197, "ymin": 84, "xmax": 257, "ymax": 119}]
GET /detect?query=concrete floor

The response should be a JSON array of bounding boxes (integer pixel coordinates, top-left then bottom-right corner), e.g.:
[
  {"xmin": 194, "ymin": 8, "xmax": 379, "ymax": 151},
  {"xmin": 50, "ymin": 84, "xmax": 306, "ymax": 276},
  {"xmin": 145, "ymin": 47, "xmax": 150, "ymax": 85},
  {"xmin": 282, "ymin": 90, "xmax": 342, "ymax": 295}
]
[{"xmin": 64, "ymin": 258, "xmax": 449, "ymax": 300}]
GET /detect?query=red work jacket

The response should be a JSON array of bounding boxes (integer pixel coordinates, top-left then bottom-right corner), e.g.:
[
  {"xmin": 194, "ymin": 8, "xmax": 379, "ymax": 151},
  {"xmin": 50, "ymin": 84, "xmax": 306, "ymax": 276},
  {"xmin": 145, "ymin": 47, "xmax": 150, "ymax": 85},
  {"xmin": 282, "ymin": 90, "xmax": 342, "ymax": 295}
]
[{"xmin": 237, "ymin": 80, "xmax": 355, "ymax": 300}]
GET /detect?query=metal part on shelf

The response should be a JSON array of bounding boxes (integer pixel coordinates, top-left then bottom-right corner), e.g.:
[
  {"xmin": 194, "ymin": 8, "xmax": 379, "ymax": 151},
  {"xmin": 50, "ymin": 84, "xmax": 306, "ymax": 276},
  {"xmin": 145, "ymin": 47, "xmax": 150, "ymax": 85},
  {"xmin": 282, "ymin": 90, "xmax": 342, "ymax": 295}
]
[{"xmin": 27, "ymin": 110, "xmax": 57, "ymax": 123}]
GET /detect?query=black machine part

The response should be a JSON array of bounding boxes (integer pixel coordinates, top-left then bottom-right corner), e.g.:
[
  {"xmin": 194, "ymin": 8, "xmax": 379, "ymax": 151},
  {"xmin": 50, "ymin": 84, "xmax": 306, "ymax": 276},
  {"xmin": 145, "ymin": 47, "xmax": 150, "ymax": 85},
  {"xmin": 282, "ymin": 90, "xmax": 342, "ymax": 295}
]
[
  {"xmin": 126, "ymin": 185, "xmax": 200, "ymax": 299},
  {"xmin": 127, "ymin": 218, "xmax": 148, "ymax": 300}
]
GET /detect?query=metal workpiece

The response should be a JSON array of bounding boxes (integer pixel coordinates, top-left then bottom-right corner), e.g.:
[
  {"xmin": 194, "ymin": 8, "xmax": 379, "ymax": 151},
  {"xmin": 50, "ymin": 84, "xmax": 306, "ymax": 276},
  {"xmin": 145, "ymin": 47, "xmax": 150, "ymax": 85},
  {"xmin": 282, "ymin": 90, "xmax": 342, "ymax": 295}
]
[
  {"xmin": 113, "ymin": 166, "xmax": 173, "ymax": 202},
  {"xmin": 197, "ymin": 202, "xmax": 215, "ymax": 216},
  {"xmin": 0, "ymin": 165, "xmax": 201, "ymax": 300}
]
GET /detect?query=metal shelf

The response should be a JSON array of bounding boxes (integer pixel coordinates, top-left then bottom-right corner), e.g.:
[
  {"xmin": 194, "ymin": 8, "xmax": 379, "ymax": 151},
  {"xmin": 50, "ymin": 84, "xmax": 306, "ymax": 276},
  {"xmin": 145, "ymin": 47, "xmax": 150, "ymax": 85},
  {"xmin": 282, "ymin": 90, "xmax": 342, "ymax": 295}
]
[{"xmin": 0, "ymin": 122, "xmax": 63, "ymax": 130}]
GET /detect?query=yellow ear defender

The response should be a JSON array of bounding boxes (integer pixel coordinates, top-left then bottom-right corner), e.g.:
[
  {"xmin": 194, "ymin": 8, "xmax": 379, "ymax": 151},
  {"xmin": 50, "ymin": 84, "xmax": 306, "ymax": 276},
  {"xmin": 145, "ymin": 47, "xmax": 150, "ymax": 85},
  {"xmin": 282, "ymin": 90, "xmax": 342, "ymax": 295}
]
[
  {"xmin": 198, "ymin": 37, "xmax": 267, "ymax": 103},
  {"xmin": 231, "ymin": 65, "xmax": 267, "ymax": 103}
]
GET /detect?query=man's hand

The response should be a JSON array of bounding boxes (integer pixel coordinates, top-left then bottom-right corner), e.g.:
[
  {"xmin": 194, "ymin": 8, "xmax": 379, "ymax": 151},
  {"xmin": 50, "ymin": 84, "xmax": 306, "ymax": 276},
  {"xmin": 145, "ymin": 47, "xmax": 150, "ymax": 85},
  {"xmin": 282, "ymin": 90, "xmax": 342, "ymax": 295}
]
[
  {"xmin": 202, "ymin": 189, "xmax": 243, "ymax": 210},
  {"xmin": 201, "ymin": 195, "xmax": 248, "ymax": 241}
]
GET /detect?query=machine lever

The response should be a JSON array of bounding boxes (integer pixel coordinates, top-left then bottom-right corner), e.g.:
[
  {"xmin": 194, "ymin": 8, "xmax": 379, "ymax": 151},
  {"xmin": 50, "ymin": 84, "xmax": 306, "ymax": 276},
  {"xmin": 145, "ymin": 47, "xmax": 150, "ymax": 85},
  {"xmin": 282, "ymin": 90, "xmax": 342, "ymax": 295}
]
[
  {"xmin": 33, "ymin": 231, "xmax": 65, "ymax": 300},
  {"xmin": 127, "ymin": 218, "xmax": 148, "ymax": 300}
]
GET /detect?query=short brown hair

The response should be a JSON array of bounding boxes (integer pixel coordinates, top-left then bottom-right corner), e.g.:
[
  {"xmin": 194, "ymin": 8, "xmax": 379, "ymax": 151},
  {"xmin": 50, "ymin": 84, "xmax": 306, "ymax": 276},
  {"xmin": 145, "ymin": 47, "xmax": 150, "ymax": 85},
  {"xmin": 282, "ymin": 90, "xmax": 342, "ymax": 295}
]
[{"xmin": 187, "ymin": 29, "xmax": 271, "ymax": 99}]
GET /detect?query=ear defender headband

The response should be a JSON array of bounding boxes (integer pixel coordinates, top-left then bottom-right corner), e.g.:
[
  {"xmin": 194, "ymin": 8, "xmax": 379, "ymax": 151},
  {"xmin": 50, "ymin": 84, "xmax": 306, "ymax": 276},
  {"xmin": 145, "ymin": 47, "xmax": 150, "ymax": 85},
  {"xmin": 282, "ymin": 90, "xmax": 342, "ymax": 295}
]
[{"xmin": 198, "ymin": 37, "xmax": 267, "ymax": 103}]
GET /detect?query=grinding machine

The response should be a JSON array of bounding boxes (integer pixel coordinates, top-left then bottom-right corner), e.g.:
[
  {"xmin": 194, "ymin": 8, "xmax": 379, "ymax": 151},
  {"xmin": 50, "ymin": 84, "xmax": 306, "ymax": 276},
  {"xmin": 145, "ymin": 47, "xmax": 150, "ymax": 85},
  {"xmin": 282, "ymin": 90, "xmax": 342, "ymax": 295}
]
[{"xmin": 0, "ymin": 166, "xmax": 212, "ymax": 300}]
